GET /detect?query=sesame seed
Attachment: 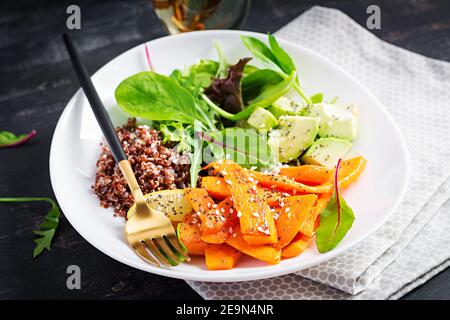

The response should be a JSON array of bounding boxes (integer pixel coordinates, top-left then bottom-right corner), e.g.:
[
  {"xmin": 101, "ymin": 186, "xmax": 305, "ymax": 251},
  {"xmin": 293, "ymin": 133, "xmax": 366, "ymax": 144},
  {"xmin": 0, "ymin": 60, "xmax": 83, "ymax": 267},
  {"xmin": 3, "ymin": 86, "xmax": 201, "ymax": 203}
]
[
  {"xmin": 237, "ymin": 211, "xmax": 242, "ymax": 218},
  {"xmin": 252, "ymin": 212, "xmax": 259, "ymax": 218}
]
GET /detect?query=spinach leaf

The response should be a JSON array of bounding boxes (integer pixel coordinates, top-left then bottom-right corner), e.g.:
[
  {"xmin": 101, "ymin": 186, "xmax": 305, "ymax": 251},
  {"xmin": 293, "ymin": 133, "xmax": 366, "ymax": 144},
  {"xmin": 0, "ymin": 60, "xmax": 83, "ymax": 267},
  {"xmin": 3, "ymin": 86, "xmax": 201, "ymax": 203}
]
[
  {"xmin": 268, "ymin": 33, "xmax": 297, "ymax": 76},
  {"xmin": 201, "ymin": 71, "xmax": 296, "ymax": 121},
  {"xmin": 0, "ymin": 130, "xmax": 37, "ymax": 148},
  {"xmin": 241, "ymin": 34, "xmax": 311, "ymax": 104},
  {"xmin": 204, "ymin": 58, "xmax": 251, "ymax": 114},
  {"xmin": 241, "ymin": 69, "xmax": 283, "ymax": 102},
  {"xmin": 243, "ymin": 64, "xmax": 259, "ymax": 76},
  {"xmin": 203, "ymin": 128, "xmax": 275, "ymax": 169},
  {"xmin": 316, "ymin": 159, "xmax": 355, "ymax": 253},
  {"xmin": 115, "ymin": 71, "xmax": 204, "ymax": 125},
  {"xmin": 0, "ymin": 197, "xmax": 60, "ymax": 257},
  {"xmin": 241, "ymin": 36, "xmax": 282, "ymax": 72}
]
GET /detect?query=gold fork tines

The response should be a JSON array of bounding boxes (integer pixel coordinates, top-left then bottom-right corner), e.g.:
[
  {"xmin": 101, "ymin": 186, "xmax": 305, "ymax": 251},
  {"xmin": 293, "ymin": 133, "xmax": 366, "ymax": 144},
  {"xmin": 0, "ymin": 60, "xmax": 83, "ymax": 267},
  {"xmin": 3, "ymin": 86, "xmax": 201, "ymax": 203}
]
[{"xmin": 120, "ymin": 160, "xmax": 190, "ymax": 267}]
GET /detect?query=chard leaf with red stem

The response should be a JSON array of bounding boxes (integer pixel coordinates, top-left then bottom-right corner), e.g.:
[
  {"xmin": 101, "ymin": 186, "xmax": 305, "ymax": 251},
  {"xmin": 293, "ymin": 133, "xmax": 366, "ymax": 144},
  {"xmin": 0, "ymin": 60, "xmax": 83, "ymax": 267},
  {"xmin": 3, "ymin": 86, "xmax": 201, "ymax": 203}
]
[
  {"xmin": 0, "ymin": 130, "xmax": 37, "ymax": 148},
  {"xmin": 316, "ymin": 158, "xmax": 355, "ymax": 253}
]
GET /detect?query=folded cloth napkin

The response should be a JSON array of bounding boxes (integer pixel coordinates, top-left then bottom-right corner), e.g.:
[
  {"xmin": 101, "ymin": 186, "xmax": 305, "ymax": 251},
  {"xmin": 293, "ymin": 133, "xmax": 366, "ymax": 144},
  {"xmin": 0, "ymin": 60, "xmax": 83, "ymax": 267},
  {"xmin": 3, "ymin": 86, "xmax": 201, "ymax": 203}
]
[{"xmin": 187, "ymin": 6, "xmax": 450, "ymax": 299}]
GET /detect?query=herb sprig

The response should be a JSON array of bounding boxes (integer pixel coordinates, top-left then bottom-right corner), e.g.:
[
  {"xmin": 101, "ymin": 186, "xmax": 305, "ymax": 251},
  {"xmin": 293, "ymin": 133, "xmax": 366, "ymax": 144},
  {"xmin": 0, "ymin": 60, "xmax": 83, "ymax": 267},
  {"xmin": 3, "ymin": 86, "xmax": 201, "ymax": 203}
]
[{"xmin": 0, "ymin": 197, "xmax": 61, "ymax": 257}]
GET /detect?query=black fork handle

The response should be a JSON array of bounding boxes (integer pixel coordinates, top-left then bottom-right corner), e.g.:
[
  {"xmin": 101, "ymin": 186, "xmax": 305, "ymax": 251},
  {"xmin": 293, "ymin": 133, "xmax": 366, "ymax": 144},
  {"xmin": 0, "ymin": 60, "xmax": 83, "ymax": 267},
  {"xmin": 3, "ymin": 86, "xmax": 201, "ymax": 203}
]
[{"xmin": 63, "ymin": 33, "xmax": 127, "ymax": 163}]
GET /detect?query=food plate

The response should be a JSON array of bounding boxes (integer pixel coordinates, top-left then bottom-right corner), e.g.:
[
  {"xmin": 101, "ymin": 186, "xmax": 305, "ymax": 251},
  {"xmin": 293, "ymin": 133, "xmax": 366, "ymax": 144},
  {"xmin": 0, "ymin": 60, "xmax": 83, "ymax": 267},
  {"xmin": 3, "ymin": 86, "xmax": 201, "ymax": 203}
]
[{"xmin": 49, "ymin": 30, "xmax": 409, "ymax": 282}]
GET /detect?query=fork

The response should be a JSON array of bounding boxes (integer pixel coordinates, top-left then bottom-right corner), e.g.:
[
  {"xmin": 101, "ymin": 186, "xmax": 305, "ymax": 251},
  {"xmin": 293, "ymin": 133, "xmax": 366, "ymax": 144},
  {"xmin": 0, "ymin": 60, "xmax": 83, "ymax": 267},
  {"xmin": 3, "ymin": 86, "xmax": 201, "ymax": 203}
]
[{"xmin": 63, "ymin": 33, "xmax": 190, "ymax": 267}]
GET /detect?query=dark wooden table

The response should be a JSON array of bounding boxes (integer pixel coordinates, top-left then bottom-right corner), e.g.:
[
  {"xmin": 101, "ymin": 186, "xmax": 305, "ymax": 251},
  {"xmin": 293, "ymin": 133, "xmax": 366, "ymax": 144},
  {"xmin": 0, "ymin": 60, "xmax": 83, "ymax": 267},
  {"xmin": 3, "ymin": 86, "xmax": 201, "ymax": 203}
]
[{"xmin": 1, "ymin": 0, "xmax": 449, "ymax": 300}]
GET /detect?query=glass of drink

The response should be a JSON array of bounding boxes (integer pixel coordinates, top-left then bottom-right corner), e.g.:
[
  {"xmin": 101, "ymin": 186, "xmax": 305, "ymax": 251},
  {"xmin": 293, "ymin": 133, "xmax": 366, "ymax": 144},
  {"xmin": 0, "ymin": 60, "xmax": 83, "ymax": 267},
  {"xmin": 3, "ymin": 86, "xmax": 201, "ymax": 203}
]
[{"xmin": 151, "ymin": 0, "xmax": 251, "ymax": 34}]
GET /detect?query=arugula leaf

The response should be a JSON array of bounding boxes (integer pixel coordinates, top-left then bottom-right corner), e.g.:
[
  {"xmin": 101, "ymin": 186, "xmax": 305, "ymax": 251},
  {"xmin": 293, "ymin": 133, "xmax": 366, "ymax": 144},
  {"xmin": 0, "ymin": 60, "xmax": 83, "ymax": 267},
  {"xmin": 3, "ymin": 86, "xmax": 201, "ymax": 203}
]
[
  {"xmin": 201, "ymin": 71, "xmax": 296, "ymax": 121},
  {"xmin": 175, "ymin": 59, "xmax": 220, "ymax": 90},
  {"xmin": 159, "ymin": 122, "xmax": 193, "ymax": 153},
  {"xmin": 316, "ymin": 159, "xmax": 355, "ymax": 253},
  {"xmin": 202, "ymin": 128, "xmax": 275, "ymax": 169},
  {"xmin": 204, "ymin": 58, "xmax": 252, "ymax": 114},
  {"xmin": 0, "ymin": 197, "xmax": 60, "ymax": 257},
  {"xmin": 310, "ymin": 93, "xmax": 324, "ymax": 104},
  {"xmin": 116, "ymin": 72, "xmax": 202, "ymax": 124},
  {"xmin": 213, "ymin": 41, "xmax": 229, "ymax": 78},
  {"xmin": 190, "ymin": 122, "xmax": 204, "ymax": 186},
  {"xmin": 0, "ymin": 130, "xmax": 37, "ymax": 148}
]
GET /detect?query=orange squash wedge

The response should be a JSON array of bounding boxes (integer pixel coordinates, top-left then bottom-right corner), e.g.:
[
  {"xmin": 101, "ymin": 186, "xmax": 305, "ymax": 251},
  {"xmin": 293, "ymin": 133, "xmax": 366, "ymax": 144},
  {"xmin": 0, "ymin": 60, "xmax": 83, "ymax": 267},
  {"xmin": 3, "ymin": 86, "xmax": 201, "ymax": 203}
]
[
  {"xmin": 299, "ymin": 192, "xmax": 332, "ymax": 237},
  {"xmin": 279, "ymin": 165, "xmax": 332, "ymax": 185},
  {"xmin": 205, "ymin": 243, "xmax": 243, "ymax": 270},
  {"xmin": 275, "ymin": 194, "xmax": 317, "ymax": 248},
  {"xmin": 205, "ymin": 160, "xmax": 278, "ymax": 245},
  {"xmin": 178, "ymin": 213, "xmax": 207, "ymax": 256},
  {"xmin": 281, "ymin": 233, "xmax": 313, "ymax": 258},
  {"xmin": 226, "ymin": 228, "xmax": 281, "ymax": 264}
]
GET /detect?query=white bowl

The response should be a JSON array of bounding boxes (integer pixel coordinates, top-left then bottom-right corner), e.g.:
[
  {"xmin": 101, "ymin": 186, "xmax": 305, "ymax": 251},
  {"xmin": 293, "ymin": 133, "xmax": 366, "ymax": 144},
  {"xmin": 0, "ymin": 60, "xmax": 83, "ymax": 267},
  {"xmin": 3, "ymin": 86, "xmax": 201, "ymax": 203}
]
[{"xmin": 50, "ymin": 30, "xmax": 409, "ymax": 282}]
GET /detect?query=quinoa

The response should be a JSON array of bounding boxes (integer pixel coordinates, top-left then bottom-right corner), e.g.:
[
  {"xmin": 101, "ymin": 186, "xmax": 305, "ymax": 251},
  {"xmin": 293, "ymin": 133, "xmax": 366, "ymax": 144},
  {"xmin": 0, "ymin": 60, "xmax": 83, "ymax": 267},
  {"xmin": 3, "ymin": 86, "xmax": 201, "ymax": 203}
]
[{"xmin": 92, "ymin": 118, "xmax": 190, "ymax": 217}]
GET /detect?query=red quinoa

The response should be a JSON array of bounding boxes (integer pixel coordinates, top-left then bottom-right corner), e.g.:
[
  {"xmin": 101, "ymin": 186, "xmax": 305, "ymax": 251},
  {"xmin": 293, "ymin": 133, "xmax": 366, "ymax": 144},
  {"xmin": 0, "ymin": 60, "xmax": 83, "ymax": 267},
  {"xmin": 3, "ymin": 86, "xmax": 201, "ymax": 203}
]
[{"xmin": 92, "ymin": 118, "xmax": 190, "ymax": 217}]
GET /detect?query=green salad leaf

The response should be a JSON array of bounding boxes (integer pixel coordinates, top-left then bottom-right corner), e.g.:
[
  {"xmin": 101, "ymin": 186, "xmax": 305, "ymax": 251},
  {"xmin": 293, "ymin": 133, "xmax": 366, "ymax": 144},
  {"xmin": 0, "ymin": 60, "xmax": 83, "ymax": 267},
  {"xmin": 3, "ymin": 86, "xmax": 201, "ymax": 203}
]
[
  {"xmin": 0, "ymin": 130, "xmax": 37, "ymax": 148},
  {"xmin": 203, "ymin": 128, "xmax": 275, "ymax": 169},
  {"xmin": 268, "ymin": 33, "xmax": 297, "ymax": 77},
  {"xmin": 241, "ymin": 34, "xmax": 311, "ymax": 104},
  {"xmin": 310, "ymin": 93, "xmax": 324, "ymax": 104},
  {"xmin": 241, "ymin": 69, "xmax": 283, "ymax": 102},
  {"xmin": 115, "ymin": 72, "xmax": 202, "ymax": 124},
  {"xmin": 202, "ymin": 71, "xmax": 296, "ymax": 121},
  {"xmin": 316, "ymin": 159, "xmax": 355, "ymax": 253},
  {"xmin": 159, "ymin": 122, "xmax": 193, "ymax": 153},
  {"xmin": 213, "ymin": 41, "xmax": 229, "ymax": 78},
  {"xmin": 190, "ymin": 123, "xmax": 204, "ymax": 186},
  {"xmin": 241, "ymin": 36, "xmax": 282, "ymax": 72},
  {"xmin": 0, "ymin": 197, "xmax": 61, "ymax": 257},
  {"xmin": 171, "ymin": 59, "xmax": 219, "ymax": 90}
]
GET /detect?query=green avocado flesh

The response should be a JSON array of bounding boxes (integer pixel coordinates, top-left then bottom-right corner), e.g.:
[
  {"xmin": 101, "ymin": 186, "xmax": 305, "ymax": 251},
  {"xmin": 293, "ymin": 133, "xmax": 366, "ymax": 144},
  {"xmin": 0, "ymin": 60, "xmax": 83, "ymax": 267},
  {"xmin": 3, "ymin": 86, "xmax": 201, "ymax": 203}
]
[
  {"xmin": 301, "ymin": 137, "xmax": 352, "ymax": 168},
  {"xmin": 268, "ymin": 115, "xmax": 319, "ymax": 162}
]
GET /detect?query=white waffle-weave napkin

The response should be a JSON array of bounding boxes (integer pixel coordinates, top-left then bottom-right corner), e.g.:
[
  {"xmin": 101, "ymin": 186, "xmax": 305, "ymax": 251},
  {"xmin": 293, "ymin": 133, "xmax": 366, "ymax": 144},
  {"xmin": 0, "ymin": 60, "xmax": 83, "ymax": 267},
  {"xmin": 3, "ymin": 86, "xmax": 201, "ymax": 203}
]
[{"xmin": 187, "ymin": 6, "xmax": 450, "ymax": 299}]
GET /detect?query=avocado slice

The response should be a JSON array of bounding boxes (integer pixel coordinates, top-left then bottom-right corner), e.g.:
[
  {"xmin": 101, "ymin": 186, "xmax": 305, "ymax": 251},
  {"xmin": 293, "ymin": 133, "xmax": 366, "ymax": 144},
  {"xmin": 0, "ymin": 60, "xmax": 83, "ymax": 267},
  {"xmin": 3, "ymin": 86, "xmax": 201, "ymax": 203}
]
[
  {"xmin": 301, "ymin": 137, "xmax": 352, "ymax": 168},
  {"xmin": 268, "ymin": 116, "xmax": 319, "ymax": 162},
  {"xmin": 267, "ymin": 96, "xmax": 296, "ymax": 118},
  {"xmin": 247, "ymin": 107, "xmax": 278, "ymax": 130},
  {"xmin": 303, "ymin": 103, "xmax": 358, "ymax": 141}
]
